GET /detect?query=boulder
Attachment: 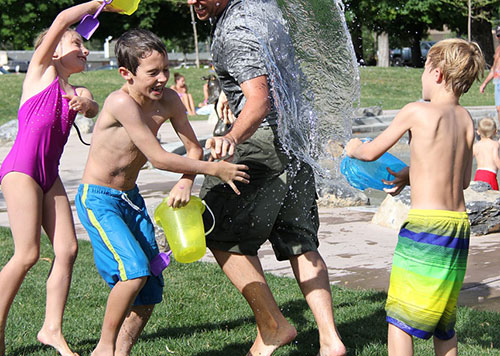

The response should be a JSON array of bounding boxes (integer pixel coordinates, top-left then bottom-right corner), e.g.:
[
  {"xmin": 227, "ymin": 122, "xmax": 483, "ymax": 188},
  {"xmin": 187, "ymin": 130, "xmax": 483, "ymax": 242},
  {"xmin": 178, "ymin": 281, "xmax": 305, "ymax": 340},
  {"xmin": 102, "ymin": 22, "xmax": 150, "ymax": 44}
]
[
  {"xmin": 371, "ymin": 181, "xmax": 500, "ymax": 236},
  {"xmin": 371, "ymin": 186, "xmax": 410, "ymax": 229},
  {"xmin": 72, "ymin": 114, "xmax": 94, "ymax": 134},
  {"xmin": 0, "ymin": 119, "xmax": 18, "ymax": 143},
  {"xmin": 0, "ymin": 115, "xmax": 94, "ymax": 145},
  {"xmin": 353, "ymin": 106, "xmax": 383, "ymax": 118},
  {"xmin": 316, "ymin": 176, "xmax": 370, "ymax": 207}
]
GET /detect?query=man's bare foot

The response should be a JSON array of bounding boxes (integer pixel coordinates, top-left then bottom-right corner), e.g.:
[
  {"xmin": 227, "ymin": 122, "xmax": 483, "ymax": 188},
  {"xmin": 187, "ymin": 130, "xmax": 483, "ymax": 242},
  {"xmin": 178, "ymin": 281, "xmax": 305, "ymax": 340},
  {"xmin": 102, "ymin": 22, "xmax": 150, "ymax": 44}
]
[
  {"xmin": 246, "ymin": 322, "xmax": 297, "ymax": 356},
  {"xmin": 37, "ymin": 328, "xmax": 78, "ymax": 356}
]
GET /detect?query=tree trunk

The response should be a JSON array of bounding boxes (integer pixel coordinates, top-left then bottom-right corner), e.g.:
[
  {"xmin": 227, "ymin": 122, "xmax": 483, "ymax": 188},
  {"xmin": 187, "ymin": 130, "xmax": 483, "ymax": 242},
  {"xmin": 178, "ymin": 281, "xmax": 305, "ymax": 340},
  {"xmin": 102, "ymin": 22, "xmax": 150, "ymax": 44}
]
[
  {"xmin": 377, "ymin": 32, "xmax": 389, "ymax": 67},
  {"xmin": 190, "ymin": 5, "xmax": 200, "ymax": 69},
  {"xmin": 410, "ymin": 33, "xmax": 423, "ymax": 68},
  {"xmin": 350, "ymin": 22, "xmax": 364, "ymax": 64},
  {"xmin": 472, "ymin": 18, "xmax": 494, "ymax": 66}
]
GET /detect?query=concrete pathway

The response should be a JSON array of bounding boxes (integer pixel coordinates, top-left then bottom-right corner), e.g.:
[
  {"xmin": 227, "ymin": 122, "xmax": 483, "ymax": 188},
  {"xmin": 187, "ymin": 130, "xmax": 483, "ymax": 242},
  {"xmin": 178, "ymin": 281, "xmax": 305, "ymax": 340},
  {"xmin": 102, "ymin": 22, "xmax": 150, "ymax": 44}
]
[{"xmin": 0, "ymin": 116, "xmax": 499, "ymax": 311}]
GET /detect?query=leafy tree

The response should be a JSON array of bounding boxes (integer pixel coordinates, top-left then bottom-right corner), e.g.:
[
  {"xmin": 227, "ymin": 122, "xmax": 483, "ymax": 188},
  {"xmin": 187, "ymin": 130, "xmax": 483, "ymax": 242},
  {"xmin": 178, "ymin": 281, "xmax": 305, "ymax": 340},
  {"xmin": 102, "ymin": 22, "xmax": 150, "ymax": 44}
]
[
  {"xmin": 0, "ymin": 0, "xmax": 72, "ymax": 49},
  {"xmin": 0, "ymin": 0, "xmax": 211, "ymax": 52},
  {"xmin": 440, "ymin": 0, "xmax": 500, "ymax": 65},
  {"xmin": 344, "ymin": 0, "xmax": 444, "ymax": 66}
]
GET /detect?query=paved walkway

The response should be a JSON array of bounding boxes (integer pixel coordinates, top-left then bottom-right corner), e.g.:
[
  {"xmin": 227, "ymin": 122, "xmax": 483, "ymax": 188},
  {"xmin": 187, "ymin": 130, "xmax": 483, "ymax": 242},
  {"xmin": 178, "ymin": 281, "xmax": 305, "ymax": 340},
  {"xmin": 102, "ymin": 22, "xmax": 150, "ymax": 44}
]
[{"xmin": 0, "ymin": 117, "xmax": 500, "ymax": 311}]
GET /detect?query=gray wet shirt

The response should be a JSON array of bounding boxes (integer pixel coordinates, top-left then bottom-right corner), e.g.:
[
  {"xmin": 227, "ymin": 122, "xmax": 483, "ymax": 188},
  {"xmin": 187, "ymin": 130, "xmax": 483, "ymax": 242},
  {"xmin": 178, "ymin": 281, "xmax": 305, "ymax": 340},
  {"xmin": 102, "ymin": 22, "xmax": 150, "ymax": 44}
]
[{"xmin": 210, "ymin": 0, "xmax": 278, "ymax": 126}]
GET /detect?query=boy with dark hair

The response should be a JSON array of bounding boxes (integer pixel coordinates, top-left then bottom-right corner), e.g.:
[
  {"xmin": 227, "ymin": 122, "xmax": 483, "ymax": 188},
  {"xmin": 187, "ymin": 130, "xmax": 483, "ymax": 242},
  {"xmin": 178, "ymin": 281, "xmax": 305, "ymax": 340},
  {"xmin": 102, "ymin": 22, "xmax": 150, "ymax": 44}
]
[
  {"xmin": 346, "ymin": 38, "xmax": 484, "ymax": 356},
  {"xmin": 75, "ymin": 28, "xmax": 248, "ymax": 356}
]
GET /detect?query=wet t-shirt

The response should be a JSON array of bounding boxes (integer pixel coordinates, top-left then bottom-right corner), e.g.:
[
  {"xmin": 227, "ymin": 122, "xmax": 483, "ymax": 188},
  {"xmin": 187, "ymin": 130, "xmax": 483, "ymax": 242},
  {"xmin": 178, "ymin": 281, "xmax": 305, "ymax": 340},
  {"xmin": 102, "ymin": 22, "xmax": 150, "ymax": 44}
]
[{"xmin": 210, "ymin": 0, "xmax": 278, "ymax": 125}]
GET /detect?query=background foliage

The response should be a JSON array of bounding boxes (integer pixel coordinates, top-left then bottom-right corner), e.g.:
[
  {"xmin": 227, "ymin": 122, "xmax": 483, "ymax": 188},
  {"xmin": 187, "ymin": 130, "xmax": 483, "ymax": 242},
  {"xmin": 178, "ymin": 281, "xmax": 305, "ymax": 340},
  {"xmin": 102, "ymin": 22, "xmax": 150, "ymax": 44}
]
[
  {"xmin": 0, "ymin": 0, "xmax": 211, "ymax": 52},
  {"xmin": 1, "ymin": 0, "xmax": 500, "ymax": 62}
]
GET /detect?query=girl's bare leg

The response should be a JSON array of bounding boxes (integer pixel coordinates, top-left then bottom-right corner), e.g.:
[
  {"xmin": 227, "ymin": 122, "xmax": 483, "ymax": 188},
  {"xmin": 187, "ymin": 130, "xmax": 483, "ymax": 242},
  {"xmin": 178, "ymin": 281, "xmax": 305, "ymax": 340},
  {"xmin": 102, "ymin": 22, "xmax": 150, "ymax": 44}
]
[
  {"xmin": 37, "ymin": 177, "xmax": 79, "ymax": 356},
  {"xmin": 0, "ymin": 173, "xmax": 43, "ymax": 356},
  {"xmin": 187, "ymin": 94, "xmax": 196, "ymax": 115},
  {"xmin": 181, "ymin": 94, "xmax": 196, "ymax": 116}
]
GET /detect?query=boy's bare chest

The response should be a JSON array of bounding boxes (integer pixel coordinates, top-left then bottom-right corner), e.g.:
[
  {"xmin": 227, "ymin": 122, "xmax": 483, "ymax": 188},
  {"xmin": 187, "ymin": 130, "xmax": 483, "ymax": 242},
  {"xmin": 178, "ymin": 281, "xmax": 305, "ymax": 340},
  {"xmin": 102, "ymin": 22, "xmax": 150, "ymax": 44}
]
[{"xmin": 143, "ymin": 107, "xmax": 169, "ymax": 135}]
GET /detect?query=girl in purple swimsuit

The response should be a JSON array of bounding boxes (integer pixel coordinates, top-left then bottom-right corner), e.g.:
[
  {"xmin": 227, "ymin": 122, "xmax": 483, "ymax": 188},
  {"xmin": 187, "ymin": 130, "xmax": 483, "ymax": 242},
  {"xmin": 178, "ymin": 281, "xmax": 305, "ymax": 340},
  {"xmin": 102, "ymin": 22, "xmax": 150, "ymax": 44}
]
[{"xmin": 0, "ymin": 2, "xmax": 113, "ymax": 355}]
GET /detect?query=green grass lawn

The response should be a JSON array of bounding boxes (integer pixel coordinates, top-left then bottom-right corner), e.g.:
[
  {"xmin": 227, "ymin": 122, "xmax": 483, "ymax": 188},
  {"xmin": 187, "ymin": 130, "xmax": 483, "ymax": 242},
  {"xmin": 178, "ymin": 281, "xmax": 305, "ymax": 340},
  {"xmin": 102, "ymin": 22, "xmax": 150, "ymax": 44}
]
[
  {"xmin": 359, "ymin": 66, "xmax": 494, "ymax": 109},
  {"xmin": 0, "ymin": 66, "xmax": 495, "ymax": 126},
  {"xmin": 0, "ymin": 66, "xmax": 213, "ymax": 126},
  {"xmin": 1, "ymin": 226, "xmax": 500, "ymax": 356}
]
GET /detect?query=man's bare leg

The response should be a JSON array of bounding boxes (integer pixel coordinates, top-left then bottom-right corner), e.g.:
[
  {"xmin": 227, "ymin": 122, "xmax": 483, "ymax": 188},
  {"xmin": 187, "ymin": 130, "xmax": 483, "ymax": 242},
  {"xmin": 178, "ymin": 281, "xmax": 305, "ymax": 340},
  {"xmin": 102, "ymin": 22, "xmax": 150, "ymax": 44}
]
[
  {"xmin": 433, "ymin": 334, "xmax": 458, "ymax": 356},
  {"xmin": 212, "ymin": 249, "xmax": 297, "ymax": 356},
  {"xmin": 92, "ymin": 277, "xmax": 146, "ymax": 356},
  {"xmin": 115, "ymin": 304, "xmax": 155, "ymax": 356},
  {"xmin": 289, "ymin": 251, "xmax": 346, "ymax": 356},
  {"xmin": 388, "ymin": 323, "xmax": 413, "ymax": 356}
]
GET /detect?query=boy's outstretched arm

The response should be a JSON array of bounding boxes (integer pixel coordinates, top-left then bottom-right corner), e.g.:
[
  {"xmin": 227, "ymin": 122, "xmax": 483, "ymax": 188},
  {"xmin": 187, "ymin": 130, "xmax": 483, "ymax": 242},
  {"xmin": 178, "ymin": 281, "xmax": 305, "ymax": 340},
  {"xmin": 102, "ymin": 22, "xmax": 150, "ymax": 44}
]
[
  {"xmin": 345, "ymin": 103, "xmax": 416, "ymax": 161},
  {"xmin": 107, "ymin": 92, "xmax": 249, "ymax": 194},
  {"xmin": 167, "ymin": 90, "xmax": 204, "ymax": 208}
]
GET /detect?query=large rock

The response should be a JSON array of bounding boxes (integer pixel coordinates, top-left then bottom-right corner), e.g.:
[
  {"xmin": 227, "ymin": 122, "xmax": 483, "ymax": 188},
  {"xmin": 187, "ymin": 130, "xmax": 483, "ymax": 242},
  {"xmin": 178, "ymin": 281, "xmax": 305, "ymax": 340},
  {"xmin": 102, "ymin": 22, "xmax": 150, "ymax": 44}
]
[
  {"xmin": 72, "ymin": 114, "xmax": 94, "ymax": 134},
  {"xmin": 317, "ymin": 187, "xmax": 370, "ymax": 207},
  {"xmin": 0, "ymin": 119, "xmax": 18, "ymax": 143},
  {"xmin": 316, "ymin": 176, "xmax": 370, "ymax": 207},
  {"xmin": 371, "ymin": 181, "xmax": 500, "ymax": 236},
  {"xmin": 371, "ymin": 186, "xmax": 410, "ymax": 229},
  {"xmin": 0, "ymin": 115, "xmax": 94, "ymax": 145}
]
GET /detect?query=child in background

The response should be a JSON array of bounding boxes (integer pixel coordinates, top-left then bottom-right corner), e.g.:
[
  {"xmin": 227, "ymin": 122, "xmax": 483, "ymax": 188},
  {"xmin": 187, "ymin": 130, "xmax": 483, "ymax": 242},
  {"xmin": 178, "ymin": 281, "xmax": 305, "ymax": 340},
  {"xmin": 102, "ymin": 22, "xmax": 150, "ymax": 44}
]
[
  {"xmin": 473, "ymin": 117, "xmax": 500, "ymax": 190},
  {"xmin": 0, "ymin": 1, "xmax": 108, "ymax": 355},
  {"xmin": 75, "ymin": 29, "xmax": 248, "ymax": 356},
  {"xmin": 170, "ymin": 72, "xmax": 196, "ymax": 115},
  {"xmin": 346, "ymin": 38, "xmax": 484, "ymax": 356}
]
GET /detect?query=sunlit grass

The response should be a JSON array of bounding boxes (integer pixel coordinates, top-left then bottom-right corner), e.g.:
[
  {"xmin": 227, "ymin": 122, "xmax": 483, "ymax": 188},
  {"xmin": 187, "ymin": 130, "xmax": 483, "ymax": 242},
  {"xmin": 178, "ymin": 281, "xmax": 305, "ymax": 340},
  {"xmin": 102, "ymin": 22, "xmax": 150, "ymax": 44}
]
[
  {"xmin": 0, "ymin": 66, "xmax": 494, "ymax": 126},
  {"xmin": 0, "ymin": 226, "xmax": 500, "ymax": 355}
]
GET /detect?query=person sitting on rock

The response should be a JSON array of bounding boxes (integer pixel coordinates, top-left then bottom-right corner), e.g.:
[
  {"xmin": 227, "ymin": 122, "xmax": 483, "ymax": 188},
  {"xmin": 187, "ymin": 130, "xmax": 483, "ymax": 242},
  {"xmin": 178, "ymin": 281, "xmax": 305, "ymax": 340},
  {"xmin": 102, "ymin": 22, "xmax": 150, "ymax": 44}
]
[{"xmin": 170, "ymin": 72, "xmax": 196, "ymax": 116}]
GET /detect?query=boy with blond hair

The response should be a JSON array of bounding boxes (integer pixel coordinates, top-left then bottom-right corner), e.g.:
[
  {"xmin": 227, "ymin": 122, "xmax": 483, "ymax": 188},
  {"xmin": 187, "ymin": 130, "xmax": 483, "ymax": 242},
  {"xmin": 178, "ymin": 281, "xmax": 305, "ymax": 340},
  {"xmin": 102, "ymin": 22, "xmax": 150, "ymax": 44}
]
[
  {"xmin": 346, "ymin": 38, "xmax": 484, "ymax": 356},
  {"xmin": 473, "ymin": 117, "xmax": 500, "ymax": 190}
]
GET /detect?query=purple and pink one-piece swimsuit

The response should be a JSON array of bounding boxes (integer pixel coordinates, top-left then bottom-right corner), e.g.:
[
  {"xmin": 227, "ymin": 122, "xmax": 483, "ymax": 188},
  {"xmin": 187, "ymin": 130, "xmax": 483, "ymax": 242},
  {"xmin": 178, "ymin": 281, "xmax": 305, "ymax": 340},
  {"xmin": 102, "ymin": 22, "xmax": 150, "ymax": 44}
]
[{"xmin": 0, "ymin": 76, "xmax": 77, "ymax": 192}]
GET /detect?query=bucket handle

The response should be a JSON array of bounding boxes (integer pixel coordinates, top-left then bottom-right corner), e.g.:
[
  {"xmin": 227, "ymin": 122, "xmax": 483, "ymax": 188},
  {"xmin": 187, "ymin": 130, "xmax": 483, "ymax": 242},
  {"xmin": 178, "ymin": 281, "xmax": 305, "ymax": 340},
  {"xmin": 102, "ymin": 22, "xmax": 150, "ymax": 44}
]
[{"xmin": 202, "ymin": 200, "xmax": 216, "ymax": 236}]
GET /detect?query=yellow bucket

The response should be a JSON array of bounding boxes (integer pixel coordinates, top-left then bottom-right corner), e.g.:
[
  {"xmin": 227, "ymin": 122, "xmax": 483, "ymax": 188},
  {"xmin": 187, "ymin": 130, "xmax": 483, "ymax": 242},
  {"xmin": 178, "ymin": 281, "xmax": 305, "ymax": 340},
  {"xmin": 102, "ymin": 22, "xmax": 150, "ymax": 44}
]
[
  {"xmin": 154, "ymin": 196, "xmax": 215, "ymax": 264},
  {"xmin": 109, "ymin": 0, "xmax": 141, "ymax": 15}
]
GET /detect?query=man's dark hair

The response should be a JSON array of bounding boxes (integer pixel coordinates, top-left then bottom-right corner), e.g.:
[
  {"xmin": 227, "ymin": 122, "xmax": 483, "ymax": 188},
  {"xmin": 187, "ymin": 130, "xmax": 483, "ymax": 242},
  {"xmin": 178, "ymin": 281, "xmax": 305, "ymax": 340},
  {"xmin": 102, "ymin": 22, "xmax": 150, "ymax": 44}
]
[{"xmin": 115, "ymin": 29, "xmax": 167, "ymax": 75}]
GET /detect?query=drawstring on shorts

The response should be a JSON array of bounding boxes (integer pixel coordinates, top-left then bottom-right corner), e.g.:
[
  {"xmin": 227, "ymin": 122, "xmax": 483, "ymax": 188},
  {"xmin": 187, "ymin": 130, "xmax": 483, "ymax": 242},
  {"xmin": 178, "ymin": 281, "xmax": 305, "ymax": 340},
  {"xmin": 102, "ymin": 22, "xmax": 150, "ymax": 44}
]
[{"xmin": 121, "ymin": 193, "xmax": 142, "ymax": 212}]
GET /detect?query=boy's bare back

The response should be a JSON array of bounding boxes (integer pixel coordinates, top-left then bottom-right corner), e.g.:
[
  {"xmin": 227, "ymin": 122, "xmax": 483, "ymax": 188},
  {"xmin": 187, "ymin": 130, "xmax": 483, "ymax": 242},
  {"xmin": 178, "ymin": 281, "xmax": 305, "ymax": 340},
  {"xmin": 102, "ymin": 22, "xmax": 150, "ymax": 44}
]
[
  {"xmin": 473, "ymin": 138, "xmax": 500, "ymax": 172},
  {"xmin": 346, "ymin": 39, "xmax": 484, "ymax": 213},
  {"xmin": 82, "ymin": 85, "xmax": 187, "ymax": 191},
  {"xmin": 403, "ymin": 101, "xmax": 474, "ymax": 211}
]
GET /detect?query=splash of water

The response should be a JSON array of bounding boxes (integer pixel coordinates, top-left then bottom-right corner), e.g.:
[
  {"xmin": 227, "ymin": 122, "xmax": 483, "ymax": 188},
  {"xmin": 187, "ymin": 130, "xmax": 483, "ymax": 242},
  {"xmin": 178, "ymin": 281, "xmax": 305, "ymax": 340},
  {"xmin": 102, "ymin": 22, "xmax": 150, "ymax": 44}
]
[{"xmin": 241, "ymin": 0, "xmax": 360, "ymax": 193}]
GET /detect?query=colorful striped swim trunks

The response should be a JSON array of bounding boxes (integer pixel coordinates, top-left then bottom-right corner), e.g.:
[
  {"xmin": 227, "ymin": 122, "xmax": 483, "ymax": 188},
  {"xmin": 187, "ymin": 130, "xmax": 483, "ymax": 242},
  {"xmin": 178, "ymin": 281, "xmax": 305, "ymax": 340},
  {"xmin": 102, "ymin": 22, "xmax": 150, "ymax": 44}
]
[{"xmin": 385, "ymin": 209, "xmax": 470, "ymax": 340}]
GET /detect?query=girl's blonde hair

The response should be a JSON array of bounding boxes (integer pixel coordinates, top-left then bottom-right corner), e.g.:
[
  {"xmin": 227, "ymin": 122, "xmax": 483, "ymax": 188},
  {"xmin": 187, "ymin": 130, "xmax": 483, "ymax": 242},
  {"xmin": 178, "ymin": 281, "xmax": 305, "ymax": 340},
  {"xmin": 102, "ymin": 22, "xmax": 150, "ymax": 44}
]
[
  {"xmin": 426, "ymin": 38, "xmax": 485, "ymax": 97},
  {"xmin": 477, "ymin": 117, "xmax": 497, "ymax": 138},
  {"xmin": 34, "ymin": 28, "xmax": 79, "ymax": 49}
]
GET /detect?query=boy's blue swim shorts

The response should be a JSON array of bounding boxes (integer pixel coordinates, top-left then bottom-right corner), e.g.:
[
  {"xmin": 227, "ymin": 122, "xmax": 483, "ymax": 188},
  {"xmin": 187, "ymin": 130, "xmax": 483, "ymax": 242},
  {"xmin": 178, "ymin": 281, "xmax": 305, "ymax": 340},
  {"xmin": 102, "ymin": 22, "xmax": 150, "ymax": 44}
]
[{"xmin": 75, "ymin": 184, "xmax": 164, "ymax": 306}]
